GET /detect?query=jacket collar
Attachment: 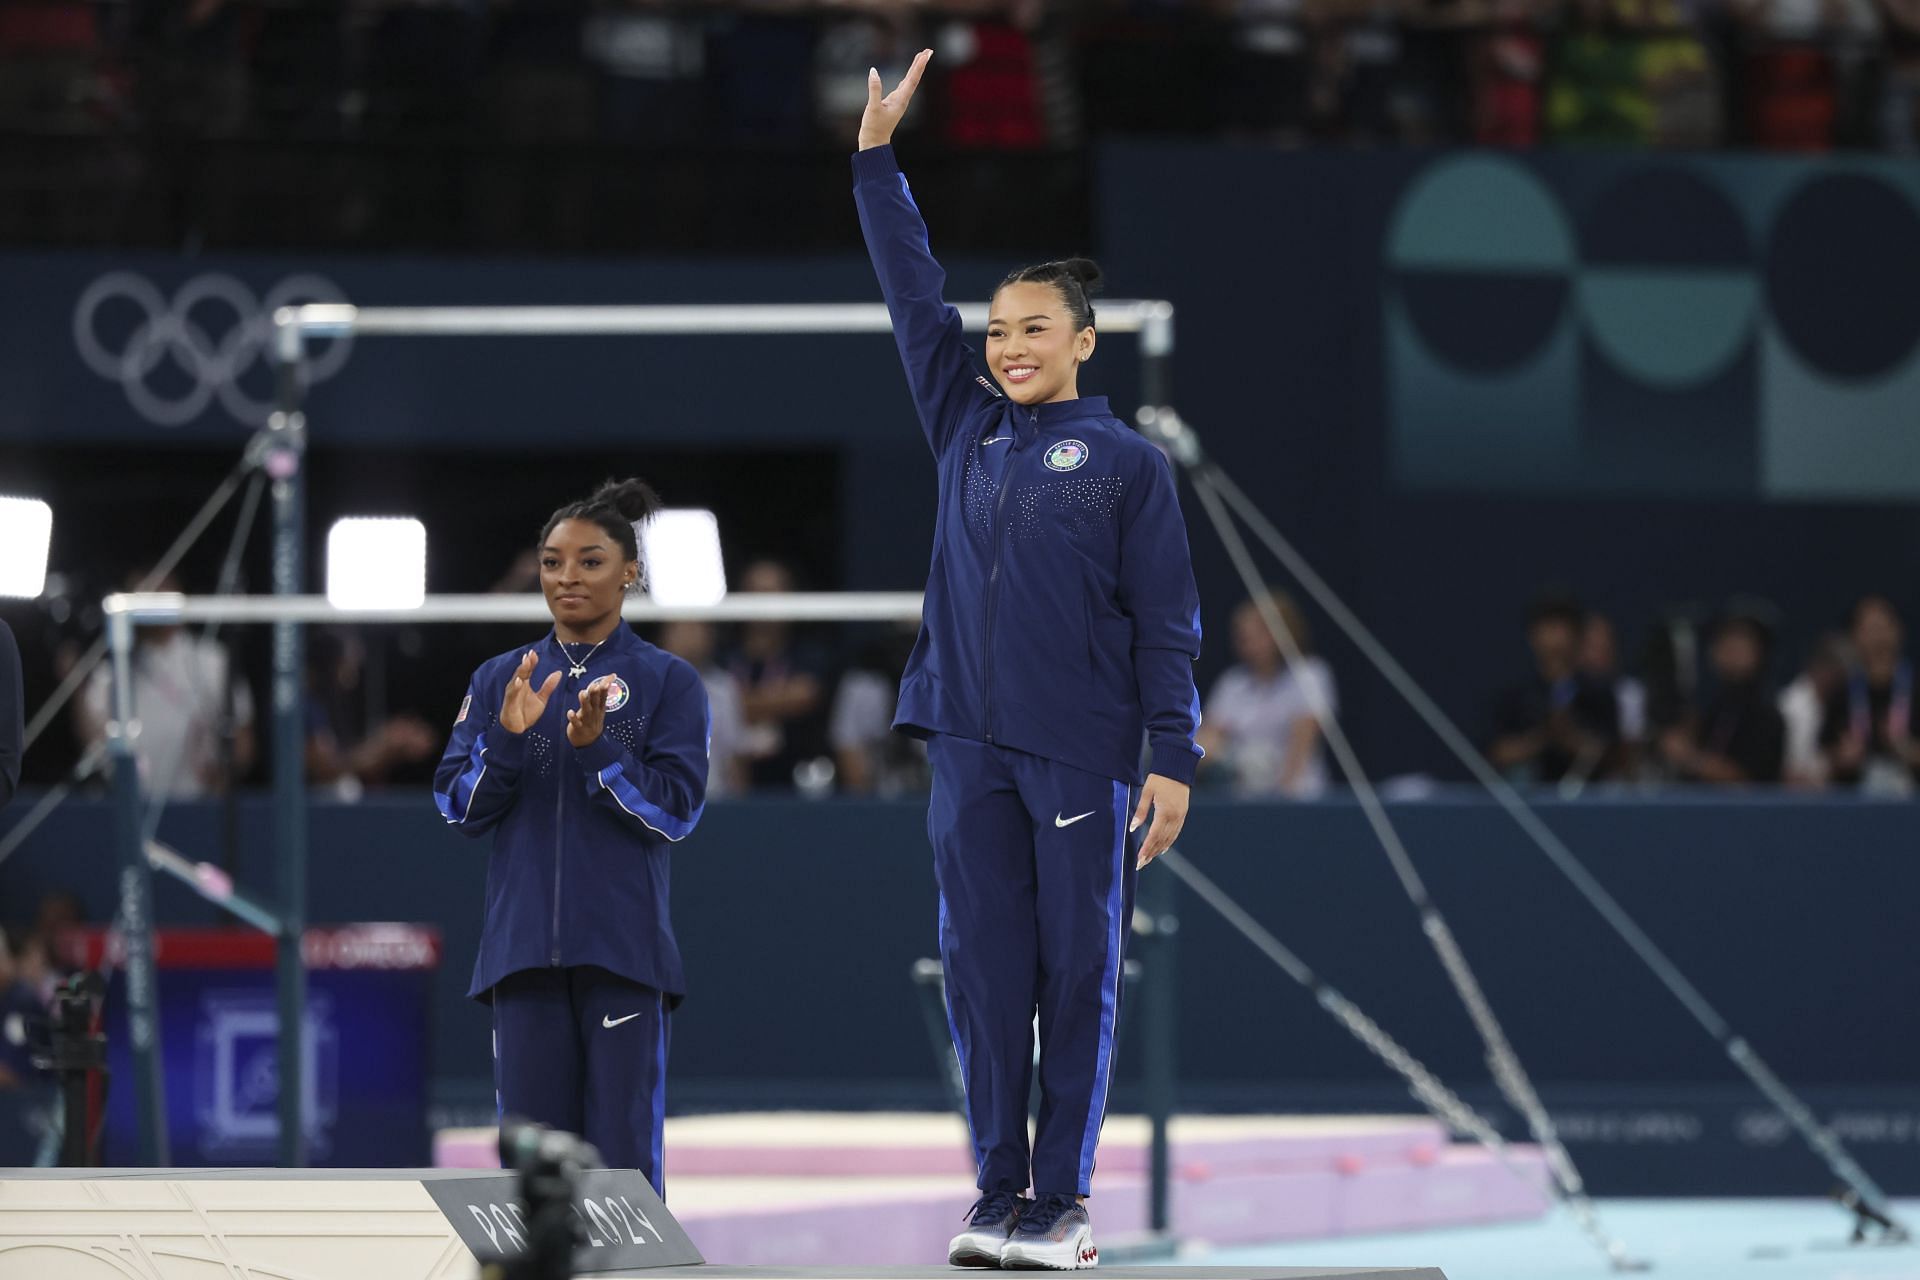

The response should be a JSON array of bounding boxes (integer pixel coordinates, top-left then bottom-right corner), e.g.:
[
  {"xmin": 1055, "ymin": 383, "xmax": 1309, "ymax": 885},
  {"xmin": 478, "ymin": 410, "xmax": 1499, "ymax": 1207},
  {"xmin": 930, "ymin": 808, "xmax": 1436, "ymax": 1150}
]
[
  {"xmin": 546, "ymin": 618, "xmax": 638, "ymax": 658},
  {"xmin": 1022, "ymin": 395, "xmax": 1110, "ymax": 425}
]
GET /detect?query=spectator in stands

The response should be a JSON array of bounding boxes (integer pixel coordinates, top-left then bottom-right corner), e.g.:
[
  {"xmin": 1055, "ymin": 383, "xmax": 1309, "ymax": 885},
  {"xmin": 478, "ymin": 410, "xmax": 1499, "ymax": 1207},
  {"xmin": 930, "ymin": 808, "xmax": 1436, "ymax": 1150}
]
[
  {"xmin": 0, "ymin": 929, "xmax": 35, "ymax": 1074},
  {"xmin": 1222, "ymin": 0, "xmax": 1313, "ymax": 142},
  {"xmin": 1640, "ymin": 0, "xmax": 1722, "ymax": 145},
  {"xmin": 1473, "ymin": 0, "xmax": 1548, "ymax": 146},
  {"xmin": 1489, "ymin": 593, "xmax": 1620, "ymax": 784},
  {"xmin": 0, "ymin": 925, "xmax": 51, "ymax": 1165},
  {"xmin": 1196, "ymin": 590, "xmax": 1336, "ymax": 798},
  {"xmin": 24, "ymin": 890, "xmax": 83, "ymax": 994},
  {"xmin": 1580, "ymin": 610, "xmax": 1645, "ymax": 774},
  {"xmin": 1878, "ymin": 0, "xmax": 1920, "ymax": 149},
  {"xmin": 74, "ymin": 570, "xmax": 255, "ymax": 799},
  {"xmin": 1779, "ymin": 631, "xmax": 1849, "ymax": 787},
  {"xmin": 830, "ymin": 622, "xmax": 929, "ymax": 796},
  {"xmin": 726, "ymin": 558, "xmax": 830, "ymax": 791},
  {"xmin": 586, "ymin": 2, "xmax": 708, "ymax": 144},
  {"xmin": 938, "ymin": 0, "xmax": 1061, "ymax": 150},
  {"xmin": 1822, "ymin": 594, "xmax": 1920, "ymax": 792},
  {"xmin": 1658, "ymin": 602, "xmax": 1785, "ymax": 784},
  {"xmin": 1547, "ymin": 0, "xmax": 1657, "ymax": 144},
  {"xmin": 304, "ymin": 628, "xmax": 439, "ymax": 797},
  {"xmin": 1732, "ymin": 0, "xmax": 1878, "ymax": 148},
  {"xmin": 658, "ymin": 619, "xmax": 748, "ymax": 798}
]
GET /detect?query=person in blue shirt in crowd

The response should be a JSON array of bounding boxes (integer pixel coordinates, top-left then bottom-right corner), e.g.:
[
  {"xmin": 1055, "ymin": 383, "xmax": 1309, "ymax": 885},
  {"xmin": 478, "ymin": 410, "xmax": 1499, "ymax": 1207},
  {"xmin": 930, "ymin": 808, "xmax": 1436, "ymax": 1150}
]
[
  {"xmin": 854, "ymin": 51, "xmax": 1204, "ymax": 1270},
  {"xmin": 434, "ymin": 478, "xmax": 710, "ymax": 1196}
]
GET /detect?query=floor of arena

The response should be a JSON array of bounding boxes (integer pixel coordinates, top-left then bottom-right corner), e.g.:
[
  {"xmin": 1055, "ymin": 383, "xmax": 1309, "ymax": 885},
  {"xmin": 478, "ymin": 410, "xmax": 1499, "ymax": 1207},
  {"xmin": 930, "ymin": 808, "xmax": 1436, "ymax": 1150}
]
[{"xmin": 1204, "ymin": 1199, "xmax": 1920, "ymax": 1280}]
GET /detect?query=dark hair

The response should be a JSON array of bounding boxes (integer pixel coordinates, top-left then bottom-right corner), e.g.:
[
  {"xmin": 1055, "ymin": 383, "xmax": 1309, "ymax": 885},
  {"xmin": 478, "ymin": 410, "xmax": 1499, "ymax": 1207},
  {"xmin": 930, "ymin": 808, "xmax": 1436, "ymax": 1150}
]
[
  {"xmin": 1526, "ymin": 591, "xmax": 1585, "ymax": 631},
  {"xmin": 1852, "ymin": 593, "xmax": 1901, "ymax": 630},
  {"xmin": 997, "ymin": 258, "xmax": 1103, "ymax": 332},
  {"xmin": 1714, "ymin": 595, "xmax": 1779, "ymax": 653},
  {"xmin": 538, "ymin": 477, "xmax": 661, "ymax": 566}
]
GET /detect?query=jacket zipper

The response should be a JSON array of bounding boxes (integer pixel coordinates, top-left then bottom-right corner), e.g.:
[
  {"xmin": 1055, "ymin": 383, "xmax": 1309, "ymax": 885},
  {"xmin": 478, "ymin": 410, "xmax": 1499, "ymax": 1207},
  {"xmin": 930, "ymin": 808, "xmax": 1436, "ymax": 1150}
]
[
  {"xmin": 551, "ymin": 669, "xmax": 566, "ymax": 967},
  {"xmin": 980, "ymin": 408, "xmax": 1037, "ymax": 742}
]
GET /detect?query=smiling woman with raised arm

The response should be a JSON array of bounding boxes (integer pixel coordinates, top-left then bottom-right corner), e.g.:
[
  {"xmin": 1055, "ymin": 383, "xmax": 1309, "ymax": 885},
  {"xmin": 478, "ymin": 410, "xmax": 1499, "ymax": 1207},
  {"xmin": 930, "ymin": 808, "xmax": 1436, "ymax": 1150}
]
[
  {"xmin": 853, "ymin": 51, "xmax": 1205, "ymax": 1271},
  {"xmin": 432, "ymin": 477, "xmax": 709, "ymax": 1196}
]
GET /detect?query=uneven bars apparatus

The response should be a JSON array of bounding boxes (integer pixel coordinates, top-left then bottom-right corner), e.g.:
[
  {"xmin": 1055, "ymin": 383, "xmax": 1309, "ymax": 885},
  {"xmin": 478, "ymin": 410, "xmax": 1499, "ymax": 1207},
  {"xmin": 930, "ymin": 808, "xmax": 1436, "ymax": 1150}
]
[{"xmin": 101, "ymin": 300, "xmax": 1174, "ymax": 1178}]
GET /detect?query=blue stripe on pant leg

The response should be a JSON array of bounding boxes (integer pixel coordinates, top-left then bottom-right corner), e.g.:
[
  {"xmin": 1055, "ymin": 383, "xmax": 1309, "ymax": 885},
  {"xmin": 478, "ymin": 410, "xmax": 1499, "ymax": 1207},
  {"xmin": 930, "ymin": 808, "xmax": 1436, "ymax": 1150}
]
[
  {"xmin": 652, "ymin": 994, "xmax": 668, "ymax": 1199},
  {"xmin": 938, "ymin": 888, "xmax": 983, "ymax": 1178},
  {"xmin": 1076, "ymin": 779, "xmax": 1130, "ymax": 1188}
]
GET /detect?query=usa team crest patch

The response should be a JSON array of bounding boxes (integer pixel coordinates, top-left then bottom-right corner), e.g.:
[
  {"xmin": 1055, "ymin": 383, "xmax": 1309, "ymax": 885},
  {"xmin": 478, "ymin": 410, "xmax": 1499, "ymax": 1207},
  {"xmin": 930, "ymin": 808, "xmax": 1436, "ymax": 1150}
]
[
  {"xmin": 455, "ymin": 694, "xmax": 471, "ymax": 725},
  {"xmin": 603, "ymin": 675, "xmax": 631, "ymax": 713},
  {"xmin": 1045, "ymin": 439, "xmax": 1089, "ymax": 472}
]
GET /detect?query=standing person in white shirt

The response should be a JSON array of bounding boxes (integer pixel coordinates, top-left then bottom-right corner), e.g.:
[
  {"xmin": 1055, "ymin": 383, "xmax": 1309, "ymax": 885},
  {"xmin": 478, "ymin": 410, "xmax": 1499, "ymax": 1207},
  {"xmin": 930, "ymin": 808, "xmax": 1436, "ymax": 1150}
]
[
  {"xmin": 657, "ymin": 620, "xmax": 747, "ymax": 797},
  {"xmin": 1779, "ymin": 632, "xmax": 1849, "ymax": 788},
  {"xmin": 75, "ymin": 572, "xmax": 255, "ymax": 799},
  {"xmin": 1197, "ymin": 589, "xmax": 1336, "ymax": 798}
]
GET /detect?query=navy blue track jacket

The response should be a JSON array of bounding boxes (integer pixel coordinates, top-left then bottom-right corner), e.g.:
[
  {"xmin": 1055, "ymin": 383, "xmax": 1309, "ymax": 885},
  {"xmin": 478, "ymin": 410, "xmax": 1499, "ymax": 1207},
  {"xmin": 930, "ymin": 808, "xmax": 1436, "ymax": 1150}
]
[
  {"xmin": 434, "ymin": 624, "xmax": 709, "ymax": 1003},
  {"xmin": 854, "ymin": 145, "xmax": 1204, "ymax": 786}
]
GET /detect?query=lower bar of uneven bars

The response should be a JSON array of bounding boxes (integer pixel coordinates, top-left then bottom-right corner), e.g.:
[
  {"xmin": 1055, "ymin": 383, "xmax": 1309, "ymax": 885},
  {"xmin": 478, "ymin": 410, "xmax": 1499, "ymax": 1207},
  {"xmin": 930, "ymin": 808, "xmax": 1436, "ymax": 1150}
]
[
  {"xmin": 102, "ymin": 592, "xmax": 924, "ymax": 625},
  {"xmin": 284, "ymin": 301, "xmax": 1170, "ymax": 338}
]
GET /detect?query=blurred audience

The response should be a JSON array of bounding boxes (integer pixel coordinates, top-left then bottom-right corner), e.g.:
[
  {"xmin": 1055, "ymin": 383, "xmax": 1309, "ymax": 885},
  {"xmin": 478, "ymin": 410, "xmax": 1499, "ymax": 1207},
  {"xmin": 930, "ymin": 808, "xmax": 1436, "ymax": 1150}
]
[
  {"xmin": 1580, "ymin": 611, "xmax": 1646, "ymax": 769},
  {"xmin": 1489, "ymin": 594, "xmax": 1621, "ymax": 785},
  {"xmin": 73, "ymin": 571, "xmax": 255, "ymax": 799},
  {"xmin": 0, "ymin": 927, "xmax": 43, "ymax": 1092},
  {"xmin": 1195, "ymin": 589, "xmax": 1335, "ymax": 798},
  {"xmin": 1822, "ymin": 594, "xmax": 1920, "ymax": 793},
  {"xmin": 304, "ymin": 628, "xmax": 439, "ymax": 798},
  {"xmin": 726, "ymin": 559, "xmax": 831, "ymax": 792},
  {"xmin": 829, "ymin": 622, "xmax": 929, "ymax": 797},
  {"xmin": 658, "ymin": 619, "xmax": 749, "ymax": 798},
  {"xmin": 1779, "ymin": 630, "xmax": 1849, "ymax": 786},
  {"xmin": 1656, "ymin": 602, "xmax": 1785, "ymax": 784},
  {"xmin": 2, "ymin": 0, "xmax": 1914, "ymax": 156}
]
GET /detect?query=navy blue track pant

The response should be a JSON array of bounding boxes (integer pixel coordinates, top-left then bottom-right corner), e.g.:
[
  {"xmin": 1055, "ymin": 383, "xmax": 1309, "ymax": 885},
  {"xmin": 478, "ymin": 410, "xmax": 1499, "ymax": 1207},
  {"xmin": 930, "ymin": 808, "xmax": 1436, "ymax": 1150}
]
[
  {"xmin": 491, "ymin": 965, "xmax": 669, "ymax": 1195},
  {"xmin": 927, "ymin": 734, "xmax": 1139, "ymax": 1198}
]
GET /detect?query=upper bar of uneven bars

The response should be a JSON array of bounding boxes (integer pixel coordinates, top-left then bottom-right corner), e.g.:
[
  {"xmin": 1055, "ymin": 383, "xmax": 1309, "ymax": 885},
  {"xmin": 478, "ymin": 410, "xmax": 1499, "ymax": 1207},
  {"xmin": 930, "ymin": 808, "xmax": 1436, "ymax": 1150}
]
[
  {"xmin": 278, "ymin": 301, "xmax": 1175, "ymax": 354},
  {"xmin": 104, "ymin": 592, "xmax": 924, "ymax": 625}
]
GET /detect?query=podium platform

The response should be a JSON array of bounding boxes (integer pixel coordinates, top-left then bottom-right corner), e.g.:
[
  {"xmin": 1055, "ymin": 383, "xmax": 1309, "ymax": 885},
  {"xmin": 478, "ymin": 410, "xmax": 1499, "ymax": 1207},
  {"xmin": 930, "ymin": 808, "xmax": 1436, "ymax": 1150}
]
[{"xmin": 0, "ymin": 1169, "xmax": 1448, "ymax": 1280}]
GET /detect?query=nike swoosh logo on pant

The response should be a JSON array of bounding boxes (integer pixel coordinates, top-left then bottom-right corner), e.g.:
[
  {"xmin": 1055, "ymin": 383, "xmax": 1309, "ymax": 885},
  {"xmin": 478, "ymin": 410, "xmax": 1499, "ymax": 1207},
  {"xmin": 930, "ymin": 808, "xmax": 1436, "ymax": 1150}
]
[
  {"xmin": 1055, "ymin": 811, "xmax": 1096, "ymax": 828},
  {"xmin": 603, "ymin": 1012, "xmax": 642, "ymax": 1028}
]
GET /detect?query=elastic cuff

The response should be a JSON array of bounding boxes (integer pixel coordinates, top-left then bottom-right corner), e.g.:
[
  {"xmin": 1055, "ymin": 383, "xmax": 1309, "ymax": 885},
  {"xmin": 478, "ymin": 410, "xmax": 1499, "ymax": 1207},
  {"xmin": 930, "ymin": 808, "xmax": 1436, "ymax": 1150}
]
[
  {"xmin": 851, "ymin": 144, "xmax": 901, "ymax": 183},
  {"xmin": 573, "ymin": 732, "xmax": 623, "ymax": 777},
  {"xmin": 1147, "ymin": 740, "xmax": 1200, "ymax": 786}
]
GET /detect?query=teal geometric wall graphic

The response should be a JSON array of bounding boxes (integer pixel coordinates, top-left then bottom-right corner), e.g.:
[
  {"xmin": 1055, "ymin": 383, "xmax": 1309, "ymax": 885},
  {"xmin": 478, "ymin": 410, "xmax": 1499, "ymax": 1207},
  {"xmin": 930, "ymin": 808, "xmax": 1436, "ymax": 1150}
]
[{"xmin": 1579, "ymin": 272, "xmax": 1758, "ymax": 389}]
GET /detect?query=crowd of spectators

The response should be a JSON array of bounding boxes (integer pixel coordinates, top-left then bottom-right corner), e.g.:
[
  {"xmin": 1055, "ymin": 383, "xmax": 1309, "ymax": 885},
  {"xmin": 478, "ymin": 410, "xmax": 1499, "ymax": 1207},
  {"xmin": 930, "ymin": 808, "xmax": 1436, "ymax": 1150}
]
[
  {"xmin": 32, "ymin": 565, "xmax": 1920, "ymax": 800},
  {"xmin": 1487, "ymin": 590, "xmax": 1920, "ymax": 794},
  {"xmin": 0, "ymin": 0, "xmax": 1915, "ymax": 154}
]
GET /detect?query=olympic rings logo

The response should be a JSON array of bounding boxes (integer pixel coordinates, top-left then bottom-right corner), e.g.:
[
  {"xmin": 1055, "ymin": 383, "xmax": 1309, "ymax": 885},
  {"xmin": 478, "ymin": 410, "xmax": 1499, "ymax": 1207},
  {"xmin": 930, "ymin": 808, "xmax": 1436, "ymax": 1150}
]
[{"xmin": 72, "ymin": 272, "xmax": 355, "ymax": 428}]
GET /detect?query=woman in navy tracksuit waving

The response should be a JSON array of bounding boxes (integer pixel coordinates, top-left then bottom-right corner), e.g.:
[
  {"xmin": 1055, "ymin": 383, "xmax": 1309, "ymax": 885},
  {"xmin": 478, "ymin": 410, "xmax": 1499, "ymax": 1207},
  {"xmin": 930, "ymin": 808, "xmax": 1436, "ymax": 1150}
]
[
  {"xmin": 434, "ymin": 477, "xmax": 709, "ymax": 1195},
  {"xmin": 855, "ymin": 52, "xmax": 1203, "ymax": 1270}
]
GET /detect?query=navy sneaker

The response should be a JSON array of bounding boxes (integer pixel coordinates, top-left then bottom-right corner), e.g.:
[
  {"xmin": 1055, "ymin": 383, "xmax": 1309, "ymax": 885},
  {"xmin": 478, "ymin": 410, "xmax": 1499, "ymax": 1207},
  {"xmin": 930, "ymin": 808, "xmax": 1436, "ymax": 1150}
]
[
  {"xmin": 948, "ymin": 1190, "xmax": 1029, "ymax": 1267},
  {"xmin": 1001, "ymin": 1192, "xmax": 1097, "ymax": 1269}
]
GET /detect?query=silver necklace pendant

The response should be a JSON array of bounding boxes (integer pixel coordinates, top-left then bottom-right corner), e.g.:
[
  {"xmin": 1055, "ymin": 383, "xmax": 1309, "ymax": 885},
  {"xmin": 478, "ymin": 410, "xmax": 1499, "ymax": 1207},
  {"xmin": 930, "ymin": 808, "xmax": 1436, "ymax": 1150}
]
[{"xmin": 560, "ymin": 635, "xmax": 605, "ymax": 680}]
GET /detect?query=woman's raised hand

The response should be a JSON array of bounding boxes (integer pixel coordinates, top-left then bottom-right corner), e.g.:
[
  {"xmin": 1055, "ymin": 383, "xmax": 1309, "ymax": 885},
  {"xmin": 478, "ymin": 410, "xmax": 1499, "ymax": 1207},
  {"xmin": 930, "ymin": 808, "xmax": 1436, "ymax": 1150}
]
[
  {"xmin": 499, "ymin": 650, "xmax": 561, "ymax": 734},
  {"xmin": 566, "ymin": 677, "xmax": 612, "ymax": 749},
  {"xmin": 859, "ymin": 48, "xmax": 932, "ymax": 152}
]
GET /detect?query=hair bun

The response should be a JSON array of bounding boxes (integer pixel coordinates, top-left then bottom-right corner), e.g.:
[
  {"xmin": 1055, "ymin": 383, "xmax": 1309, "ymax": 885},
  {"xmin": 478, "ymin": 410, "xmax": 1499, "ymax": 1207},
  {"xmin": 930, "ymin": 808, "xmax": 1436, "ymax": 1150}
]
[
  {"xmin": 1059, "ymin": 257, "xmax": 1104, "ymax": 297},
  {"xmin": 590, "ymin": 477, "xmax": 662, "ymax": 525}
]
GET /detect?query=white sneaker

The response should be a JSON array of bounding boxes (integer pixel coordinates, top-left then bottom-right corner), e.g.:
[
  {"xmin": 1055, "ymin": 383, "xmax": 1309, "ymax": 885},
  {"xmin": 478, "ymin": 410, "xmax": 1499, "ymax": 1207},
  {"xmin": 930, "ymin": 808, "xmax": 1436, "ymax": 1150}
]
[
  {"xmin": 999, "ymin": 1194, "xmax": 1097, "ymax": 1269},
  {"xmin": 948, "ymin": 1191, "xmax": 1029, "ymax": 1267}
]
